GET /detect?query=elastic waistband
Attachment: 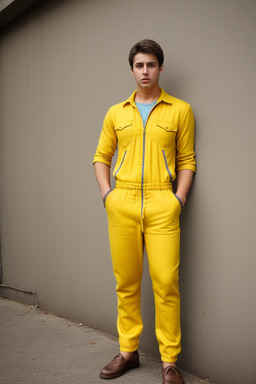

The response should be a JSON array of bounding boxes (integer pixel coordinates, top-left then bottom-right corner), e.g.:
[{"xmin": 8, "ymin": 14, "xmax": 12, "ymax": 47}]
[{"xmin": 116, "ymin": 181, "xmax": 173, "ymax": 191}]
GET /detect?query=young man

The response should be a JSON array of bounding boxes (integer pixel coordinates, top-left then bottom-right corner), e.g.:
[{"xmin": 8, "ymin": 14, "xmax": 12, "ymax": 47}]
[{"xmin": 93, "ymin": 39, "xmax": 196, "ymax": 384}]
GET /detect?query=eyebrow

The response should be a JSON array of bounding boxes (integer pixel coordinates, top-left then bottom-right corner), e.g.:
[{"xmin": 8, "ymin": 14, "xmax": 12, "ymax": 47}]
[{"xmin": 134, "ymin": 61, "xmax": 158, "ymax": 65}]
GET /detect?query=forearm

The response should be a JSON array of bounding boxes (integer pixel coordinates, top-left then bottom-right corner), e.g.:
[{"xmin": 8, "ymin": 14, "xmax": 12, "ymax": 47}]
[
  {"xmin": 94, "ymin": 162, "xmax": 111, "ymax": 200},
  {"xmin": 176, "ymin": 169, "xmax": 194, "ymax": 205}
]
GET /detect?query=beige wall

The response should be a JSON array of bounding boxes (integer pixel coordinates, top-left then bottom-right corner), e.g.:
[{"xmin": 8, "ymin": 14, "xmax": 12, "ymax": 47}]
[{"xmin": 0, "ymin": 1, "xmax": 256, "ymax": 383}]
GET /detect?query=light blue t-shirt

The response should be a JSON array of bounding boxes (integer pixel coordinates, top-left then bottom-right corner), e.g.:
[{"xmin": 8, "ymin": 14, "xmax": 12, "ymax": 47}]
[{"xmin": 136, "ymin": 101, "xmax": 157, "ymax": 126}]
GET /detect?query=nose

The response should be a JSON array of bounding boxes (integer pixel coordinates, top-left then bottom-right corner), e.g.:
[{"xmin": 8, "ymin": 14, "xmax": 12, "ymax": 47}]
[{"xmin": 143, "ymin": 64, "xmax": 148, "ymax": 74}]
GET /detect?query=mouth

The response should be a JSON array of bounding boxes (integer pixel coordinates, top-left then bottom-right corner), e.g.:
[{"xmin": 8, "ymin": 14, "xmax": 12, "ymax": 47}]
[{"xmin": 141, "ymin": 78, "xmax": 150, "ymax": 82}]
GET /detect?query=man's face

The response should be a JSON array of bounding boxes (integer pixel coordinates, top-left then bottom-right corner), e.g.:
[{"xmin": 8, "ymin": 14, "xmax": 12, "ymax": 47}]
[{"xmin": 131, "ymin": 53, "xmax": 163, "ymax": 90}]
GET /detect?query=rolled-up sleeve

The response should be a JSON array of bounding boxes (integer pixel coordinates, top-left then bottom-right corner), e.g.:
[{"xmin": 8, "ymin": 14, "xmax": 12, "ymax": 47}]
[
  {"xmin": 93, "ymin": 108, "xmax": 117, "ymax": 167},
  {"xmin": 176, "ymin": 105, "xmax": 196, "ymax": 173}
]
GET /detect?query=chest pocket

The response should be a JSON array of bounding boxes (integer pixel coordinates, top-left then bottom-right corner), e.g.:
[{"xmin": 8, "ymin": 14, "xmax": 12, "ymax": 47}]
[
  {"xmin": 154, "ymin": 121, "xmax": 178, "ymax": 148},
  {"xmin": 114, "ymin": 120, "xmax": 132, "ymax": 148}
]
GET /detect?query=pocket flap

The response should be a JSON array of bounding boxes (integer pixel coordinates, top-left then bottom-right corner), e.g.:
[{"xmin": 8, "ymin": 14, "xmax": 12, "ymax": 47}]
[
  {"xmin": 114, "ymin": 120, "xmax": 132, "ymax": 131},
  {"xmin": 157, "ymin": 121, "xmax": 177, "ymax": 132}
]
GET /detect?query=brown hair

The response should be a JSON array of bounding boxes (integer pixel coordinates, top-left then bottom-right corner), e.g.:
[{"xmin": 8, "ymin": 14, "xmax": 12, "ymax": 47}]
[{"xmin": 129, "ymin": 39, "xmax": 164, "ymax": 68}]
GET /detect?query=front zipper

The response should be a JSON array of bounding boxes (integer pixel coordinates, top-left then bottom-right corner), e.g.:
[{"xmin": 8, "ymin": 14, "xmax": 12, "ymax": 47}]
[
  {"xmin": 141, "ymin": 125, "xmax": 146, "ymax": 219},
  {"xmin": 138, "ymin": 101, "xmax": 160, "ymax": 226}
]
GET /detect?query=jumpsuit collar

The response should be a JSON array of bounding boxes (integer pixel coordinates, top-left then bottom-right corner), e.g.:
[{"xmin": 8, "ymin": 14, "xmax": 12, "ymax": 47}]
[{"xmin": 122, "ymin": 88, "xmax": 173, "ymax": 107}]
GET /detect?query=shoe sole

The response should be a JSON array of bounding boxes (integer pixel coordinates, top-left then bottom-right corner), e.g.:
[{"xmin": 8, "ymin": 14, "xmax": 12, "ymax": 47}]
[{"xmin": 99, "ymin": 362, "xmax": 140, "ymax": 379}]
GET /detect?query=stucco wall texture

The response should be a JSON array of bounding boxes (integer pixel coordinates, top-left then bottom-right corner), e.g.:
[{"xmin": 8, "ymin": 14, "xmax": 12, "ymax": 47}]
[{"xmin": 0, "ymin": 1, "xmax": 256, "ymax": 383}]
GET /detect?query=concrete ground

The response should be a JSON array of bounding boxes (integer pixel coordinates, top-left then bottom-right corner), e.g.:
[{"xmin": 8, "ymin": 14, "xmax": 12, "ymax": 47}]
[{"xmin": 0, "ymin": 297, "xmax": 212, "ymax": 384}]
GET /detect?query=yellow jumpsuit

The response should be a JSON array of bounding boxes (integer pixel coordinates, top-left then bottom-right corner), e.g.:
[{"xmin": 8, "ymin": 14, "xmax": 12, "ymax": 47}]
[{"xmin": 93, "ymin": 88, "xmax": 196, "ymax": 362}]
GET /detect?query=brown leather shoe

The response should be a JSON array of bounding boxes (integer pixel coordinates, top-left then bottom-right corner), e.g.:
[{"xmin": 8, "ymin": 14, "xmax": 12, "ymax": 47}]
[
  {"xmin": 99, "ymin": 351, "xmax": 140, "ymax": 379},
  {"xmin": 162, "ymin": 365, "xmax": 184, "ymax": 384}
]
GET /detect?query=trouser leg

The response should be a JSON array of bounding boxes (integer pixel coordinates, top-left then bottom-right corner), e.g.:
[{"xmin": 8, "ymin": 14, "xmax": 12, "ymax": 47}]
[
  {"xmin": 144, "ymin": 189, "xmax": 181, "ymax": 362},
  {"xmin": 105, "ymin": 188, "xmax": 143, "ymax": 352}
]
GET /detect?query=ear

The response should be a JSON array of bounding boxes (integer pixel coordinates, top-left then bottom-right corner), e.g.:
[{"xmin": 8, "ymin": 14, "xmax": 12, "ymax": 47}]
[
  {"xmin": 130, "ymin": 66, "xmax": 134, "ymax": 75},
  {"xmin": 159, "ymin": 64, "xmax": 164, "ymax": 75}
]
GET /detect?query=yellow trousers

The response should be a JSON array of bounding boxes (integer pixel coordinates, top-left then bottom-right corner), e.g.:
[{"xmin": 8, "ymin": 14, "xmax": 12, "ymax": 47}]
[{"xmin": 105, "ymin": 183, "xmax": 182, "ymax": 363}]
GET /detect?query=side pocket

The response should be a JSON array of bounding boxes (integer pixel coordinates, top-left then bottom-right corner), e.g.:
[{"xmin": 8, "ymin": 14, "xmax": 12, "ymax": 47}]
[
  {"xmin": 162, "ymin": 150, "xmax": 172, "ymax": 181},
  {"xmin": 114, "ymin": 151, "xmax": 127, "ymax": 179},
  {"xmin": 103, "ymin": 188, "xmax": 115, "ymax": 208},
  {"xmin": 173, "ymin": 193, "xmax": 184, "ymax": 210}
]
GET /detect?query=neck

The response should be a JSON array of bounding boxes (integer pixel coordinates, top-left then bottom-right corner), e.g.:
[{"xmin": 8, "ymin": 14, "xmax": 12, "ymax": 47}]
[{"xmin": 135, "ymin": 86, "xmax": 161, "ymax": 103}]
